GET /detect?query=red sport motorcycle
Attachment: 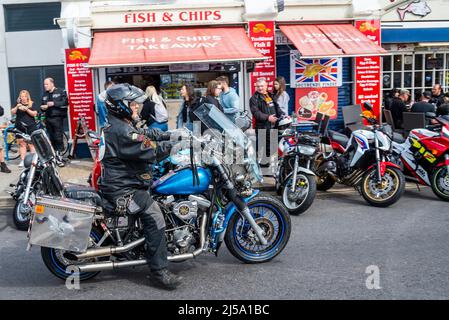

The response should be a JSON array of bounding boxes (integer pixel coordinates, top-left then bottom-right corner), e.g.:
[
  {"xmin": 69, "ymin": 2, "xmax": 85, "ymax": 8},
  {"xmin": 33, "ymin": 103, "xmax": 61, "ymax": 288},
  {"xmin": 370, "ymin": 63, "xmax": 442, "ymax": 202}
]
[{"xmin": 390, "ymin": 114, "xmax": 449, "ymax": 201}]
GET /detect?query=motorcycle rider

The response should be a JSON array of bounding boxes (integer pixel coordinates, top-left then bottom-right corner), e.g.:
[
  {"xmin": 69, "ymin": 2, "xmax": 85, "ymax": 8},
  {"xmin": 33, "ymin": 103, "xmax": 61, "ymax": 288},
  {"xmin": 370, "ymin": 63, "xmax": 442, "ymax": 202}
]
[{"xmin": 99, "ymin": 83, "xmax": 183, "ymax": 290}]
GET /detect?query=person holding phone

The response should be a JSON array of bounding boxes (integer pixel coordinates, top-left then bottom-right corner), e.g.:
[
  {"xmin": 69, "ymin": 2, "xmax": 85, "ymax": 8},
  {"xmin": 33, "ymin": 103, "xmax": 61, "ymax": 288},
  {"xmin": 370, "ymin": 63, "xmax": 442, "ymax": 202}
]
[{"xmin": 11, "ymin": 90, "xmax": 38, "ymax": 167}]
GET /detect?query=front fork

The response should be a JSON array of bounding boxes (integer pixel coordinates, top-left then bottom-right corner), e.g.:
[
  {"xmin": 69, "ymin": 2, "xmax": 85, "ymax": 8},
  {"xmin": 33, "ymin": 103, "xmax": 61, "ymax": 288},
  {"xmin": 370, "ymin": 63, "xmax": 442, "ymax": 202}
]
[
  {"xmin": 22, "ymin": 154, "xmax": 39, "ymax": 209},
  {"xmin": 291, "ymin": 155, "xmax": 299, "ymax": 193},
  {"xmin": 374, "ymin": 134, "xmax": 383, "ymax": 183}
]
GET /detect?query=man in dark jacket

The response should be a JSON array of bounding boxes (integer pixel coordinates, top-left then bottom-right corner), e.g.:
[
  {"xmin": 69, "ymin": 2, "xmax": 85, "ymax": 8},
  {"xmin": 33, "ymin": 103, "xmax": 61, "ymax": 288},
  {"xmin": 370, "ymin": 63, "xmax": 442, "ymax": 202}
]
[
  {"xmin": 390, "ymin": 89, "xmax": 409, "ymax": 129},
  {"xmin": 250, "ymin": 78, "xmax": 284, "ymax": 165},
  {"xmin": 99, "ymin": 83, "xmax": 183, "ymax": 290},
  {"xmin": 411, "ymin": 91, "xmax": 436, "ymax": 114},
  {"xmin": 41, "ymin": 78, "xmax": 68, "ymax": 163},
  {"xmin": 430, "ymin": 83, "xmax": 445, "ymax": 107}
]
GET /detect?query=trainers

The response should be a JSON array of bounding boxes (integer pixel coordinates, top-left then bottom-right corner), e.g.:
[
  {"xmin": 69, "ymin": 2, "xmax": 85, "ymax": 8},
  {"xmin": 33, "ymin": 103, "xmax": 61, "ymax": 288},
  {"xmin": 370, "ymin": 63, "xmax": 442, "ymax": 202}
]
[
  {"xmin": 18, "ymin": 161, "xmax": 24, "ymax": 168},
  {"xmin": 148, "ymin": 268, "xmax": 183, "ymax": 290}
]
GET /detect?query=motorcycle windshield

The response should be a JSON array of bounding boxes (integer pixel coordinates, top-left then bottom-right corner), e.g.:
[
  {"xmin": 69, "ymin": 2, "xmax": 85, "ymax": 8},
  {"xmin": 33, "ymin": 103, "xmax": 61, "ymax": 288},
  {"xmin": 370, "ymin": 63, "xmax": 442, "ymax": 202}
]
[{"xmin": 193, "ymin": 103, "xmax": 263, "ymax": 182}]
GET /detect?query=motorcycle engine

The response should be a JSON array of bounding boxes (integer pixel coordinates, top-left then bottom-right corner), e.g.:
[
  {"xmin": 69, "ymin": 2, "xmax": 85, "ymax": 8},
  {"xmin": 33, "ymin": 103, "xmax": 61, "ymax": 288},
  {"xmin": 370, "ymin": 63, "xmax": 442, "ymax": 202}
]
[{"xmin": 172, "ymin": 201, "xmax": 198, "ymax": 221}]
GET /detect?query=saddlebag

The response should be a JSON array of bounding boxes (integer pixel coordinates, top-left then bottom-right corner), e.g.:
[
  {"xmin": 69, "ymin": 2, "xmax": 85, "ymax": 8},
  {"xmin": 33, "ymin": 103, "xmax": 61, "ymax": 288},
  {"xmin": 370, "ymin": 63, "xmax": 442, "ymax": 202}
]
[{"xmin": 28, "ymin": 196, "xmax": 97, "ymax": 252}]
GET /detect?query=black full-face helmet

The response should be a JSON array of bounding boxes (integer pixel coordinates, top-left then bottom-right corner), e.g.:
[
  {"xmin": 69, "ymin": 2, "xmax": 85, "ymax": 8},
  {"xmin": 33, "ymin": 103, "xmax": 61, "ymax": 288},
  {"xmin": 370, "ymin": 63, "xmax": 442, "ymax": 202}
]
[{"xmin": 105, "ymin": 83, "xmax": 147, "ymax": 120}]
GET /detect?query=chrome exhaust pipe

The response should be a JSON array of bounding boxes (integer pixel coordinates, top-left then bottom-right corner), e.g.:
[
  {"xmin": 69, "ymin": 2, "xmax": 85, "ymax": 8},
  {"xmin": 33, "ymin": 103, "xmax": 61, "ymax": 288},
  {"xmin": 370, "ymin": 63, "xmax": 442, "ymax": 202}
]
[
  {"xmin": 66, "ymin": 237, "xmax": 146, "ymax": 261},
  {"xmin": 77, "ymin": 214, "xmax": 208, "ymax": 272}
]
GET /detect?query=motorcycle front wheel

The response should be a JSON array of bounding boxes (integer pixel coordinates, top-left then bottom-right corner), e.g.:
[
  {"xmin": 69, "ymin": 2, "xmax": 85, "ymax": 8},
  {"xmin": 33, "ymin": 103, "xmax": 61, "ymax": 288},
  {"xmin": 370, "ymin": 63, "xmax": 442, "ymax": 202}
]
[
  {"xmin": 12, "ymin": 201, "xmax": 31, "ymax": 231},
  {"xmin": 41, "ymin": 228, "xmax": 105, "ymax": 281},
  {"xmin": 224, "ymin": 195, "xmax": 291, "ymax": 264},
  {"xmin": 282, "ymin": 173, "xmax": 316, "ymax": 215},
  {"xmin": 431, "ymin": 167, "xmax": 449, "ymax": 201},
  {"xmin": 360, "ymin": 167, "xmax": 405, "ymax": 207}
]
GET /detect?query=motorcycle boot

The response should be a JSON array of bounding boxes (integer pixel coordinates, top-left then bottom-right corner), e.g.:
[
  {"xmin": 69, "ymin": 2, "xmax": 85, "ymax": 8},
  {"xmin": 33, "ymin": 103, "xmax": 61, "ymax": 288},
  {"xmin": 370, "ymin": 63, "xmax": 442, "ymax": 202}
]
[{"xmin": 148, "ymin": 268, "xmax": 183, "ymax": 290}]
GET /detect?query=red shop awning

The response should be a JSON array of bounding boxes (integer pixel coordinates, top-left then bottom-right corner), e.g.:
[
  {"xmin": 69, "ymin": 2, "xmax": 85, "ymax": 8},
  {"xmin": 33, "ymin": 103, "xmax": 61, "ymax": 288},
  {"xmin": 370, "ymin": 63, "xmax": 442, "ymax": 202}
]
[
  {"xmin": 279, "ymin": 24, "xmax": 388, "ymax": 59},
  {"xmin": 88, "ymin": 26, "xmax": 265, "ymax": 67}
]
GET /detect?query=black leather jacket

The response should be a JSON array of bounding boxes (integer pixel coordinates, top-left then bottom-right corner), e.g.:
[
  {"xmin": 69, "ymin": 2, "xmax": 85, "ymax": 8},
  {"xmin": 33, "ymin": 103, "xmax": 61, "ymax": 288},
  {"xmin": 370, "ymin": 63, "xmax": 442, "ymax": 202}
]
[
  {"xmin": 41, "ymin": 88, "xmax": 69, "ymax": 117},
  {"xmin": 98, "ymin": 114, "xmax": 172, "ymax": 200}
]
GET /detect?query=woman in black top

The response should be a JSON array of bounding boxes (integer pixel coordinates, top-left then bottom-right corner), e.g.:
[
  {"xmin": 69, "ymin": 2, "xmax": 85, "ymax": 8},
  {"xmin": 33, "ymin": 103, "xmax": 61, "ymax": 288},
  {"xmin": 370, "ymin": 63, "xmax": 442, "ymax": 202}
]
[{"xmin": 11, "ymin": 90, "xmax": 38, "ymax": 166}]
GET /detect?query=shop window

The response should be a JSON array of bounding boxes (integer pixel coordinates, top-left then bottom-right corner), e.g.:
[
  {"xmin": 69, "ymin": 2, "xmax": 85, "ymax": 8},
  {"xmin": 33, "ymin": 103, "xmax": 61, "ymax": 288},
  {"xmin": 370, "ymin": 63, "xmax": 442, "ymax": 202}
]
[
  {"xmin": 9, "ymin": 65, "xmax": 65, "ymax": 106},
  {"xmin": 4, "ymin": 2, "xmax": 61, "ymax": 32},
  {"xmin": 382, "ymin": 56, "xmax": 392, "ymax": 72},
  {"xmin": 404, "ymin": 72, "xmax": 412, "ymax": 88},
  {"xmin": 415, "ymin": 54, "xmax": 423, "ymax": 70},
  {"xmin": 393, "ymin": 72, "xmax": 401, "ymax": 88},
  {"xmin": 393, "ymin": 55, "xmax": 402, "ymax": 71}
]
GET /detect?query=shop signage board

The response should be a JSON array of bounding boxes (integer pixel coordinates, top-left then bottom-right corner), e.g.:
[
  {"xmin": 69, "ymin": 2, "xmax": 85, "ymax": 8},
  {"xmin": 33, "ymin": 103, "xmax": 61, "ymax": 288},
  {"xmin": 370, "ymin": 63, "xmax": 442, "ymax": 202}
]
[
  {"xmin": 290, "ymin": 51, "xmax": 342, "ymax": 88},
  {"xmin": 92, "ymin": 7, "xmax": 244, "ymax": 29},
  {"xmin": 295, "ymin": 87, "xmax": 338, "ymax": 120},
  {"xmin": 65, "ymin": 48, "xmax": 97, "ymax": 139},
  {"xmin": 248, "ymin": 21, "xmax": 276, "ymax": 94},
  {"xmin": 354, "ymin": 20, "xmax": 382, "ymax": 119}
]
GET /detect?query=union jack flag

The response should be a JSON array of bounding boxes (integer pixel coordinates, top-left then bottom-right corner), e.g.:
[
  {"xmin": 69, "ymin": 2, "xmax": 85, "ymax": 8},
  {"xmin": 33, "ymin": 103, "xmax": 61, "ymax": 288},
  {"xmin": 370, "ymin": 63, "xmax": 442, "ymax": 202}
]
[{"xmin": 290, "ymin": 52, "xmax": 342, "ymax": 88}]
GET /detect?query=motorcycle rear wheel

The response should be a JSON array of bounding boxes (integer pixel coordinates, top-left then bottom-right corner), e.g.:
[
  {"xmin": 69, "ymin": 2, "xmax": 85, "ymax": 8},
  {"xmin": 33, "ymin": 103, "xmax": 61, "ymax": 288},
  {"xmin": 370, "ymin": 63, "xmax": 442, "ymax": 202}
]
[
  {"xmin": 361, "ymin": 167, "xmax": 405, "ymax": 207},
  {"xmin": 316, "ymin": 174, "xmax": 336, "ymax": 191},
  {"xmin": 431, "ymin": 167, "xmax": 449, "ymax": 201},
  {"xmin": 41, "ymin": 228, "xmax": 104, "ymax": 281},
  {"xmin": 224, "ymin": 195, "xmax": 291, "ymax": 264}
]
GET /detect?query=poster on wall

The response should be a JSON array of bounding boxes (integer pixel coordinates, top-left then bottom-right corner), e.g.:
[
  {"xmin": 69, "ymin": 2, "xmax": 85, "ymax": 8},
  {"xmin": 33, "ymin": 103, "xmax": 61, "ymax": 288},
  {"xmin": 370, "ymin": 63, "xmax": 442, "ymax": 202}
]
[
  {"xmin": 248, "ymin": 21, "xmax": 276, "ymax": 94},
  {"xmin": 295, "ymin": 87, "xmax": 338, "ymax": 120},
  {"xmin": 354, "ymin": 20, "xmax": 382, "ymax": 119},
  {"xmin": 290, "ymin": 51, "xmax": 342, "ymax": 88},
  {"xmin": 65, "ymin": 48, "xmax": 97, "ymax": 139}
]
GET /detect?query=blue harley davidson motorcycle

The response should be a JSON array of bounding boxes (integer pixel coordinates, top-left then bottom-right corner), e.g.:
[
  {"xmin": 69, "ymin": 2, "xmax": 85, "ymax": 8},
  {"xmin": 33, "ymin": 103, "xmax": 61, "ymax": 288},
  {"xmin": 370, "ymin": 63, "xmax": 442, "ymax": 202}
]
[{"xmin": 29, "ymin": 104, "xmax": 291, "ymax": 281}]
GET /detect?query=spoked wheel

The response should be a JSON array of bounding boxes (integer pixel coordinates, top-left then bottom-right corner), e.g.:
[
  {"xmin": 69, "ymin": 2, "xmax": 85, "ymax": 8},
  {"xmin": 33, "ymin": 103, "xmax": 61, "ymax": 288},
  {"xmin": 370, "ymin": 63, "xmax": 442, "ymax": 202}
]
[
  {"xmin": 431, "ymin": 167, "xmax": 449, "ymax": 201},
  {"xmin": 225, "ymin": 195, "xmax": 291, "ymax": 263},
  {"xmin": 282, "ymin": 173, "xmax": 316, "ymax": 215},
  {"xmin": 41, "ymin": 228, "xmax": 105, "ymax": 281},
  {"xmin": 361, "ymin": 167, "xmax": 405, "ymax": 207},
  {"xmin": 61, "ymin": 132, "xmax": 70, "ymax": 156}
]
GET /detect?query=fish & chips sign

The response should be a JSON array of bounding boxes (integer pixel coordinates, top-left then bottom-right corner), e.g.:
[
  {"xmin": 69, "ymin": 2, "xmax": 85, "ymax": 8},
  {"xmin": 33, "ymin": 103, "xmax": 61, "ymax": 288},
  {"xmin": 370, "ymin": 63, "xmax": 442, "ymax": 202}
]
[{"xmin": 122, "ymin": 35, "xmax": 222, "ymax": 51}]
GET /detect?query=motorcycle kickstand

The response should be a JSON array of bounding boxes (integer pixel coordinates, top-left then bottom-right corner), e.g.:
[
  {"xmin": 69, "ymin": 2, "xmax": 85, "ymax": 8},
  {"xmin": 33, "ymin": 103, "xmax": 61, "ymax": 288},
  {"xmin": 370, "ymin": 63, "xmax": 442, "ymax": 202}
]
[
  {"xmin": 355, "ymin": 186, "xmax": 362, "ymax": 196},
  {"xmin": 416, "ymin": 183, "xmax": 421, "ymax": 192}
]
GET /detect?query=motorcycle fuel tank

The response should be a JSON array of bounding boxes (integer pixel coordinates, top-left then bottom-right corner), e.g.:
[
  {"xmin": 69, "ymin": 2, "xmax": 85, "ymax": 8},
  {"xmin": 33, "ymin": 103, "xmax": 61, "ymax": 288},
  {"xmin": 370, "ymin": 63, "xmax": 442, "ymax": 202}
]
[{"xmin": 153, "ymin": 167, "xmax": 212, "ymax": 195}]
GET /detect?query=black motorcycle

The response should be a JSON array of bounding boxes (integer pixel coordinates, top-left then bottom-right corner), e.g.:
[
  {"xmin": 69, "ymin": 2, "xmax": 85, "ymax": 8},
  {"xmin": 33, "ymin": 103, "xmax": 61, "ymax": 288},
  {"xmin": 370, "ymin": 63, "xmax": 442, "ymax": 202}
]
[{"xmin": 275, "ymin": 127, "xmax": 320, "ymax": 215}]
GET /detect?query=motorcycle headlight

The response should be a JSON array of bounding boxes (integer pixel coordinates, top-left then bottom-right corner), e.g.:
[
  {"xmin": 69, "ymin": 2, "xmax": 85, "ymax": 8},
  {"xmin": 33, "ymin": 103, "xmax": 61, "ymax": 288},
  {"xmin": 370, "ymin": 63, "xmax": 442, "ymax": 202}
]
[{"xmin": 298, "ymin": 145, "xmax": 316, "ymax": 156}]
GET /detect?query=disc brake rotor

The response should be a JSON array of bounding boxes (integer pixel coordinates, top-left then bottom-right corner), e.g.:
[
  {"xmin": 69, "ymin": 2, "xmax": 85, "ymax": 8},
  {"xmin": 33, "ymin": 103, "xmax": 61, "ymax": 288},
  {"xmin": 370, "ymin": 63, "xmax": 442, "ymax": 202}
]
[
  {"xmin": 368, "ymin": 173, "xmax": 394, "ymax": 198},
  {"xmin": 286, "ymin": 178, "xmax": 308, "ymax": 203}
]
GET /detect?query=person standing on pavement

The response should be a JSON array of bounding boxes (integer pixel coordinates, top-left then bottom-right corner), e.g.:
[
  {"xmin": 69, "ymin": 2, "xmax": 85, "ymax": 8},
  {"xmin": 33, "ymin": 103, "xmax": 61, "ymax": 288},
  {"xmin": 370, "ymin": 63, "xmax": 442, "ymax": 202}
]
[
  {"xmin": 250, "ymin": 78, "xmax": 284, "ymax": 165},
  {"xmin": 40, "ymin": 78, "xmax": 68, "ymax": 164},
  {"xmin": 437, "ymin": 92, "xmax": 449, "ymax": 116},
  {"xmin": 141, "ymin": 85, "xmax": 169, "ymax": 132},
  {"xmin": 430, "ymin": 83, "xmax": 445, "ymax": 108},
  {"xmin": 273, "ymin": 76, "xmax": 290, "ymax": 116},
  {"xmin": 0, "ymin": 105, "xmax": 11, "ymax": 173},
  {"xmin": 96, "ymin": 81, "xmax": 114, "ymax": 129},
  {"xmin": 11, "ymin": 90, "xmax": 38, "ymax": 167},
  {"xmin": 176, "ymin": 84, "xmax": 199, "ymax": 131},
  {"xmin": 216, "ymin": 76, "xmax": 241, "ymax": 123}
]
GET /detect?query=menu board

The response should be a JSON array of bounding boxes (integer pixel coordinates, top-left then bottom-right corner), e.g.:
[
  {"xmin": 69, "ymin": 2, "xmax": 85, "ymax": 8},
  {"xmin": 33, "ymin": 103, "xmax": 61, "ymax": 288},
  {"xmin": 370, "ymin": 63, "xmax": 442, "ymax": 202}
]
[
  {"xmin": 65, "ymin": 48, "xmax": 97, "ymax": 138},
  {"xmin": 248, "ymin": 21, "xmax": 276, "ymax": 94},
  {"xmin": 354, "ymin": 20, "xmax": 382, "ymax": 119}
]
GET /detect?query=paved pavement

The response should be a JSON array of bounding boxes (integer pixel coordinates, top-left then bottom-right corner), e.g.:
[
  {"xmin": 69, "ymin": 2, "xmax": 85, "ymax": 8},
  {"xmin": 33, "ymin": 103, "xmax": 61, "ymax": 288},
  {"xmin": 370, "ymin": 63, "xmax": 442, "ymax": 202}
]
[{"xmin": 1, "ymin": 183, "xmax": 448, "ymax": 300}]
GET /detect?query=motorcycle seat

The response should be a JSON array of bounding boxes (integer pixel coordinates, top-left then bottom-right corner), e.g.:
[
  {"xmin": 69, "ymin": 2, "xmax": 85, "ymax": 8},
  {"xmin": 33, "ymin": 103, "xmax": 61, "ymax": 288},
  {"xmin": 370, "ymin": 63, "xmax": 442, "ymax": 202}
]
[
  {"xmin": 328, "ymin": 130, "xmax": 349, "ymax": 148},
  {"xmin": 64, "ymin": 184, "xmax": 103, "ymax": 207},
  {"xmin": 392, "ymin": 132, "xmax": 406, "ymax": 144}
]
